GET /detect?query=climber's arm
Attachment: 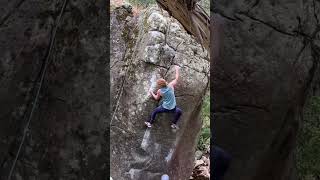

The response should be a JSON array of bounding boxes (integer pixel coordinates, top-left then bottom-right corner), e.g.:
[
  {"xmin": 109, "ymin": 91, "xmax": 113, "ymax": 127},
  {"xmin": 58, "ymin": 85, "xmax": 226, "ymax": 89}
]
[
  {"xmin": 168, "ymin": 65, "xmax": 180, "ymax": 88},
  {"xmin": 150, "ymin": 89, "xmax": 161, "ymax": 100}
]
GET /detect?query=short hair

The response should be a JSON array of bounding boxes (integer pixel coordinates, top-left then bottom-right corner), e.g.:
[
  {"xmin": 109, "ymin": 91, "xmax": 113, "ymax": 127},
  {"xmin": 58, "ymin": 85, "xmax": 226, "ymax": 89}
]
[{"xmin": 157, "ymin": 78, "xmax": 167, "ymax": 88}]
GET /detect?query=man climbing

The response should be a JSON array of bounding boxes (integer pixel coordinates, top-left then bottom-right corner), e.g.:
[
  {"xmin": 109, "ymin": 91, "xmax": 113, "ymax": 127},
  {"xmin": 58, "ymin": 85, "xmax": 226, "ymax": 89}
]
[{"xmin": 145, "ymin": 65, "xmax": 182, "ymax": 129}]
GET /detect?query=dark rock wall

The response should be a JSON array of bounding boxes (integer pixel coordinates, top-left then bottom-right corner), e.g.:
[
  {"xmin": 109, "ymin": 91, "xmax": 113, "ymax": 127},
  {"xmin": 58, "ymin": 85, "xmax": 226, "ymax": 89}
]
[
  {"xmin": 0, "ymin": 0, "xmax": 108, "ymax": 179},
  {"xmin": 212, "ymin": 1, "xmax": 320, "ymax": 180}
]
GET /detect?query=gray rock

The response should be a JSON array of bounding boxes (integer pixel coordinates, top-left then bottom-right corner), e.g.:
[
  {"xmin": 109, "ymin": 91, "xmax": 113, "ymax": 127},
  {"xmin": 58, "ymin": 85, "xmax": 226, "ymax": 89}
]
[
  {"xmin": 110, "ymin": 6, "xmax": 209, "ymax": 180},
  {"xmin": 212, "ymin": 1, "xmax": 320, "ymax": 180},
  {"xmin": 155, "ymin": 0, "xmax": 210, "ymax": 50},
  {"xmin": 195, "ymin": 150, "xmax": 203, "ymax": 160},
  {"xmin": 0, "ymin": 0, "xmax": 108, "ymax": 179}
]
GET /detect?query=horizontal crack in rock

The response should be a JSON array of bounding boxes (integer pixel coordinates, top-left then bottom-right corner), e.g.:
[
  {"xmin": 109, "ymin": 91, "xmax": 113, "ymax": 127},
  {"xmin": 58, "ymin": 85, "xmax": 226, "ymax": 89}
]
[
  {"xmin": 214, "ymin": 104, "xmax": 270, "ymax": 113},
  {"xmin": 212, "ymin": 9, "xmax": 238, "ymax": 21},
  {"xmin": 237, "ymin": 11, "xmax": 296, "ymax": 37},
  {"xmin": 144, "ymin": 61, "xmax": 169, "ymax": 69}
]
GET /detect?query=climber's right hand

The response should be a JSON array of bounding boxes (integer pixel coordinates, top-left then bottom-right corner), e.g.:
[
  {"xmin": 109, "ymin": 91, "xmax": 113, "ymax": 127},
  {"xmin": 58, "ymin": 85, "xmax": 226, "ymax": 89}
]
[{"xmin": 175, "ymin": 65, "xmax": 181, "ymax": 71}]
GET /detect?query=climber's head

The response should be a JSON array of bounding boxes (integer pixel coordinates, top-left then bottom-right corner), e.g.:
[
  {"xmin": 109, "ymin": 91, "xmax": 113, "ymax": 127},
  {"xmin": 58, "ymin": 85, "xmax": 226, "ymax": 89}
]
[{"xmin": 157, "ymin": 78, "xmax": 167, "ymax": 88}]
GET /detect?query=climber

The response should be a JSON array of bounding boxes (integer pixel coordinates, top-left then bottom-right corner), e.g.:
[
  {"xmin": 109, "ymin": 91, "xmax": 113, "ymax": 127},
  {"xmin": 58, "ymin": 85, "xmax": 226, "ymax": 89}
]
[{"xmin": 145, "ymin": 65, "xmax": 182, "ymax": 129}]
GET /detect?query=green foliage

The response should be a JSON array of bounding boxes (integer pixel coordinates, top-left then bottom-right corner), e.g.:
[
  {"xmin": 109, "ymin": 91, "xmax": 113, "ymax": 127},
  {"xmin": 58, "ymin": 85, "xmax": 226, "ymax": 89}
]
[
  {"xmin": 198, "ymin": 127, "xmax": 210, "ymax": 151},
  {"xmin": 297, "ymin": 96, "xmax": 320, "ymax": 179},
  {"xmin": 197, "ymin": 94, "xmax": 210, "ymax": 151}
]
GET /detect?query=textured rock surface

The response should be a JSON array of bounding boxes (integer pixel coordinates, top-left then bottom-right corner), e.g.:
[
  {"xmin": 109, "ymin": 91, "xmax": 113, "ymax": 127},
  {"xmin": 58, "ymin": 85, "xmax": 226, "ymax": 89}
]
[
  {"xmin": 155, "ymin": 0, "xmax": 210, "ymax": 50},
  {"xmin": 0, "ymin": 0, "xmax": 108, "ymax": 179},
  {"xmin": 211, "ymin": 1, "xmax": 320, "ymax": 180},
  {"xmin": 110, "ymin": 5, "xmax": 209, "ymax": 180},
  {"xmin": 190, "ymin": 154, "xmax": 210, "ymax": 180}
]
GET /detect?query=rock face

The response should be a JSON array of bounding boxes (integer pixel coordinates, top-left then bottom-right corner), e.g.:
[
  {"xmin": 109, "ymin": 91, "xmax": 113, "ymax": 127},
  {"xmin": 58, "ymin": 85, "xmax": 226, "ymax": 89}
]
[
  {"xmin": 155, "ymin": 0, "xmax": 210, "ymax": 50},
  {"xmin": 211, "ymin": 1, "xmax": 320, "ymax": 180},
  {"xmin": 0, "ymin": 1, "xmax": 108, "ymax": 179},
  {"xmin": 110, "ymin": 5, "xmax": 209, "ymax": 180},
  {"xmin": 190, "ymin": 153, "xmax": 210, "ymax": 180}
]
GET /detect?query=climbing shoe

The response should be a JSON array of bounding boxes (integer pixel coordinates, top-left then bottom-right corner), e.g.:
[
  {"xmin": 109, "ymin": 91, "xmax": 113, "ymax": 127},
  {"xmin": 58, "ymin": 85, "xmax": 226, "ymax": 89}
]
[
  {"xmin": 171, "ymin": 124, "xmax": 179, "ymax": 129},
  {"xmin": 145, "ymin": 122, "xmax": 152, "ymax": 128}
]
